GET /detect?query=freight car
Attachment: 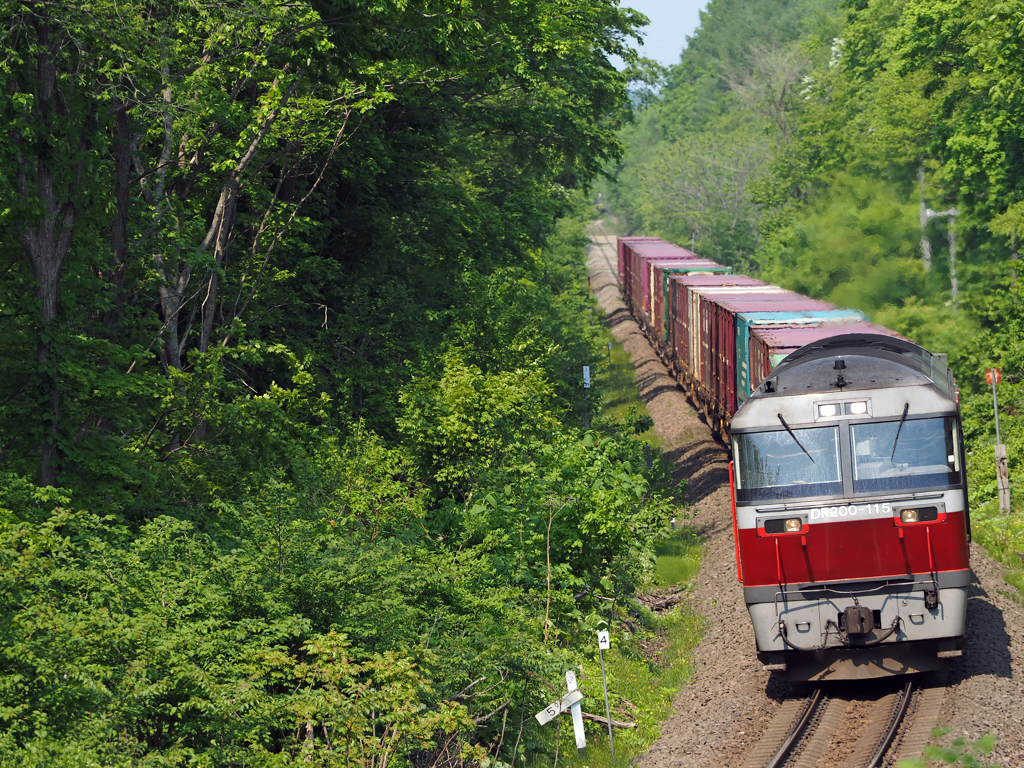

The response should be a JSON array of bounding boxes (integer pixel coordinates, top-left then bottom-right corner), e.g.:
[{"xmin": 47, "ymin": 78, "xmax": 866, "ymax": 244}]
[{"xmin": 615, "ymin": 237, "xmax": 969, "ymax": 680}]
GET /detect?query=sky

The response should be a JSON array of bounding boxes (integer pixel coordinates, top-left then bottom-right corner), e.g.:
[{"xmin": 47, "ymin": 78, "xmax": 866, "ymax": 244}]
[{"xmin": 621, "ymin": 0, "xmax": 709, "ymax": 68}]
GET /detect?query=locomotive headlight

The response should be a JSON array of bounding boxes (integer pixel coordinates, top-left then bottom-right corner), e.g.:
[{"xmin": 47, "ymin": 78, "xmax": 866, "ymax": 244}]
[
  {"xmin": 899, "ymin": 507, "xmax": 939, "ymax": 523},
  {"xmin": 784, "ymin": 518, "xmax": 802, "ymax": 532},
  {"xmin": 817, "ymin": 403, "xmax": 838, "ymax": 418},
  {"xmin": 848, "ymin": 401, "xmax": 868, "ymax": 415}
]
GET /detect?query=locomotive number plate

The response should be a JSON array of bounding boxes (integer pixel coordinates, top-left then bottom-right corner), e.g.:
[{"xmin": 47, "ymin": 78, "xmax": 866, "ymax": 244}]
[{"xmin": 809, "ymin": 502, "xmax": 892, "ymax": 520}]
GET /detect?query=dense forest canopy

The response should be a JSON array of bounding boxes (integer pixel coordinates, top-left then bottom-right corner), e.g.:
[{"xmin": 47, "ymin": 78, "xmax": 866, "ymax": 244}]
[
  {"xmin": 0, "ymin": 1, "xmax": 676, "ymax": 765},
  {"xmin": 606, "ymin": 0, "xmax": 1024, "ymax": 529}
]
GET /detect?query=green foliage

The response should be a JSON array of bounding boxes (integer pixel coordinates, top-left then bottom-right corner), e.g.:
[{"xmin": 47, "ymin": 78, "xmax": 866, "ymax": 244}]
[
  {"xmin": 0, "ymin": 0, "xmax": 688, "ymax": 761},
  {"xmin": 897, "ymin": 727, "xmax": 1000, "ymax": 768},
  {"xmin": 540, "ymin": 603, "xmax": 705, "ymax": 768},
  {"xmin": 0, "ymin": 509, "xmax": 475, "ymax": 765},
  {"xmin": 603, "ymin": 0, "xmax": 842, "ymax": 267},
  {"xmin": 762, "ymin": 174, "xmax": 928, "ymax": 311}
]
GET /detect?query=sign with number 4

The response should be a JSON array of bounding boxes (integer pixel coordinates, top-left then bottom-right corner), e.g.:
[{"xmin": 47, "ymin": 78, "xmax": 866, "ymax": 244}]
[{"xmin": 597, "ymin": 630, "xmax": 610, "ymax": 650}]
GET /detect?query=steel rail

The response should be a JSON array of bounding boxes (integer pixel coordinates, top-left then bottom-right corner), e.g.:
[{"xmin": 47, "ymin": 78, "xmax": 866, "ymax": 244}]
[
  {"xmin": 866, "ymin": 679, "xmax": 914, "ymax": 768},
  {"xmin": 765, "ymin": 688, "xmax": 823, "ymax": 768}
]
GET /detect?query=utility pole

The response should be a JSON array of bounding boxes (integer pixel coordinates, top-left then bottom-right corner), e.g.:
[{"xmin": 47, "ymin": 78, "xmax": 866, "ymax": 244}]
[
  {"xmin": 918, "ymin": 165, "xmax": 933, "ymax": 272},
  {"xmin": 988, "ymin": 368, "xmax": 1011, "ymax": 514},
  {"xmin": 925, "ymin": 207, "xmax": 960, "ymax": 304}
]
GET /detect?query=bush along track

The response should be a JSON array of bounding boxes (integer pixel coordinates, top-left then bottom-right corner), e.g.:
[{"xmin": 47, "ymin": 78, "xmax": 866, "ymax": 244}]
[
  {"xmin": 0, "ymin": 211, "xmax": 696, "ymax": 767},
  {"xmin": 534, "ymin": 360, "xmax": 705, "ymax": 766}
]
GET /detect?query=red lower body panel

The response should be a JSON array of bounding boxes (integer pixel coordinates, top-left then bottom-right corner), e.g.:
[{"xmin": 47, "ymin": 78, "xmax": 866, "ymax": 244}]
[{"xmin": 737, "ymin": 512, "xmax": 970, "ymax": 587}]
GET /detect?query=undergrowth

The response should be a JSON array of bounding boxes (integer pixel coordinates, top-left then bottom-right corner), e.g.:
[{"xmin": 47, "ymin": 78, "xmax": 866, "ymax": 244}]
[
  {"xmin": 966, "ymin": 499, "xmax": 1024, "ymax": 600},
  {"xmin": 897, "ymin": 727, "xmax": 1000, "ymax": 767},
  {"xmin": 532, "ymin": 595, "xmax": 705, "ymax": 768}
]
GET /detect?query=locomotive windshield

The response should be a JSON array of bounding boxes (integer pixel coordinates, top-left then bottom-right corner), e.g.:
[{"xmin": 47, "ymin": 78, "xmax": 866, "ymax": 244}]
[
  {"xmin": 734, "ymin": 427, "xmax": 842, "ymax": 501},
  {"xmin": 851, "ymin": 416, "xmax": 959, "ymax": 492}
]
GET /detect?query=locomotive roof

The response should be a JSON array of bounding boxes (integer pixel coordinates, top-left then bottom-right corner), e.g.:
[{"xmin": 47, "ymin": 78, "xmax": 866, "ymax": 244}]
[{"xmin": 754, "ymin": 332, "xmax": 953, "ymax": 400}]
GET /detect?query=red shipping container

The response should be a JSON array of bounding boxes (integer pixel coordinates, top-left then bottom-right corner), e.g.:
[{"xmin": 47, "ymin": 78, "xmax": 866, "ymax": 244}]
[
  {"xmin": 616, "ymin": 237, "xmax": 660, "ymax": 291},
  {"xmin": 705, "ymin": 294, "xmax": 836, "ymax": 418},
  {"xmin": 626, "ymin": 244, "xmax": 685, "ymax": 312},
  {"xmin": 670, "ymin": 275, "xmax": 765, "ymax": 387},
  {"xmin": 628, "ymin": 244, "xmax": 699, "ymax": 322}
]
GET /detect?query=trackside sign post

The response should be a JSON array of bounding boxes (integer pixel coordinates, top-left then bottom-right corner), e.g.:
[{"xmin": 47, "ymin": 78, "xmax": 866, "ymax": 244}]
[
  {"xmin": 597, "ymin": 630, "xmax": 615, "ymax": 763},
  {"xmin": 533, "ymin": 672, "xmax": 587, "ymax": 751},
  {"xmin": 565, "ymin": 671, "xmax": 586, "ymax": 749},
  {"xmin": 534, "ymin": 689, "xmax": 583, "ymax": 726}
]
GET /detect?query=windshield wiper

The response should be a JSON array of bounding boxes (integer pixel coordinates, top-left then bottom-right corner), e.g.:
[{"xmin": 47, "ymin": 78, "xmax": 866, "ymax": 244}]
[
  {"xmin": 777, "ymin": 413, "xmax": 815, "ymax": 464},
  {"xmin": 889, "ymin": 402, "xmax": 910, "ymax": 460}
]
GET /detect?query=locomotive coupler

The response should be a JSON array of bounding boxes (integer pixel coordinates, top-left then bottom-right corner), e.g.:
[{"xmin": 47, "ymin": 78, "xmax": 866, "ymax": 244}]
[{"xmin": 843, "ymin": 605, "xmax": 874, "ymax": 635}]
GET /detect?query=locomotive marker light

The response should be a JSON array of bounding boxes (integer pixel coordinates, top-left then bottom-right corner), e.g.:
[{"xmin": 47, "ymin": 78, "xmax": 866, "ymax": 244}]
[{"xmin": 987, "ymin": 368, "xmax": 1011, "ymax": 514}]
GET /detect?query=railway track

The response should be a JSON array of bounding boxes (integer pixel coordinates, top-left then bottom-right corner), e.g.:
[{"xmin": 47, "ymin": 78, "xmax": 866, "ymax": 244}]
[
  {"xmin": 740, "ymin": 677, "xmax": 947, "ymax": 768},
  {"xmin": 587, "ymin": 220, "xmax": 619, "ymax": 280}
]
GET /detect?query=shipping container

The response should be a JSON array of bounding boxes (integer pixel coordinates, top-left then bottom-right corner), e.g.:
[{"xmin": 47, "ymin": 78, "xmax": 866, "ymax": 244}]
[
  {"xmin": 691, "ymin": 287, "xmax": 790, "ymax": 409},
  {"xmin": 626, "ymin": 244, "xmax": 691, "ymax": 314},
  {"xmin": 616, "ymin": 237, "xmax": 660, "ymax": 290},
  {"xmin": 748, "ymin": 323, "xmax": 905, "ymax": 395},
  {"xmin": 630, "ymin": 245, "xmax": 700, "ymax": 323},
  {"xmin": 699, "ymin": 294, "xmax": 836, "ymax": 420},
  {"xmin": 651, "ymin": 260, "xmax": 729, "ymax": 344},
  {"xmin": 667, "ymin": 275, "xmax": 768, "ymax": 393},
  {"xmin": 734, "ymin": 309, "xmax": 866, "ymax": 405}
]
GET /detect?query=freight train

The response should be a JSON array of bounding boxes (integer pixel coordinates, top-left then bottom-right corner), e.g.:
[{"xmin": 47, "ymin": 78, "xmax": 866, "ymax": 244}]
[{"xmin": 616, "ymin": 237, "xmax": 970, "ymax": 681}]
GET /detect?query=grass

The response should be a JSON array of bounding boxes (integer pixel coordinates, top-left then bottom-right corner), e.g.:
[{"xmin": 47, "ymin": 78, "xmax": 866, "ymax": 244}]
[
  {"xmin": 654, "ymin": 528, "xmax": 702, "ymax": 588},
  {"xmin": 600, "ymin": 338, "xmax": 658, "ymax": 441},
  {"xmin": 525, "ymin": 525, "xmax": 706, "ymax": 768},
  {"xmin": 966, "ymin": 498, "xmax": 1024, "ymax": 601}
]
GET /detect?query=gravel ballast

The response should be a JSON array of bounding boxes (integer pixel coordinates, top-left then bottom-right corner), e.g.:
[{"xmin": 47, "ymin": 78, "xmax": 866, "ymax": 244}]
[{"xmin": 586, "ymin": 225, "xmax": 1024, "ymax": 767}]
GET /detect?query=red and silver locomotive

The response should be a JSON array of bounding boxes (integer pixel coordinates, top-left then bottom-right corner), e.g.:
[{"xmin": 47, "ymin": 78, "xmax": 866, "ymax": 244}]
[{"xmin": 729, "ymin": 334, "xmax": 970, "ymax": 680}]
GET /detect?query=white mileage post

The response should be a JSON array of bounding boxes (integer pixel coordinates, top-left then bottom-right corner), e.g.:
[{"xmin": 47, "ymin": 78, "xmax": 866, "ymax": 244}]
[
  {"xmin": 597, "ymin": 630, "xmax": 615, "ymax": 763},
  {"xmin": 534, "ymin": 688, "xmax": 583, "ymax": 726},
  {"xmin": 565, "ymin": 671, "xmax": 586, "ymax": 749}
]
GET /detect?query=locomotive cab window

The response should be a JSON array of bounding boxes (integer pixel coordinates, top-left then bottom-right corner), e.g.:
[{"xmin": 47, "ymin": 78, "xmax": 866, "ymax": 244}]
[
  {"xmin": 734, "ymin": 427, "xmax": 842, "ymax": 501},
  {"xmin": 851, "ymin": 416, "xmax": 960, "ymax": 493}
]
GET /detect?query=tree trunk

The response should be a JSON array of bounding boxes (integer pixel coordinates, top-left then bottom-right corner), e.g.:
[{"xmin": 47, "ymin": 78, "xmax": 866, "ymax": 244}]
[
  {"xmin": 104, "ymin": 100, "xmax": 132, "ymax": 331},
  {"xmin": 14, "ymin": 17, "xmax": 88, "ymax": 486}
]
